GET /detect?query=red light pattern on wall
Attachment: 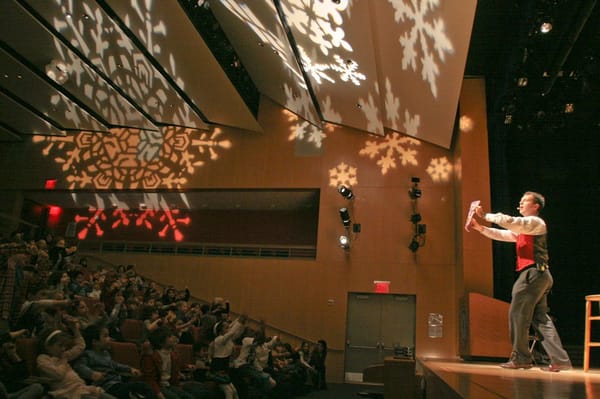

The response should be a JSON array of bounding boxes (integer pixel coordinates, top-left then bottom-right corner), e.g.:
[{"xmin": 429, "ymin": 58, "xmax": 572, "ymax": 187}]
[{"xmin": 74, "ymin": 207, "xmax": 190, "ymax": 242}]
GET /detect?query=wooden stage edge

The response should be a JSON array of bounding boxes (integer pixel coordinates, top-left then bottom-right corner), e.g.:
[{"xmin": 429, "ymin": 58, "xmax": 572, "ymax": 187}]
[{"xmin": 420, "ymin": 358, "xmax": 600, "ymax": 399}]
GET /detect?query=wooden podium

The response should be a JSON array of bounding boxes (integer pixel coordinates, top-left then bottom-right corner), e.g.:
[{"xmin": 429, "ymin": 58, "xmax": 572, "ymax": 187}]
[
  {"xmin": 459, "ymin": 292, "xmax": 512, "ymax": 360},
  {"xmin": 384, "ymin": 357, "xmax": 416, "ymax": 399}
]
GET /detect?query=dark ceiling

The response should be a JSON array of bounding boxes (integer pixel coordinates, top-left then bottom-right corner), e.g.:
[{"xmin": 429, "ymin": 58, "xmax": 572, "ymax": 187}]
[{"xmin": 466, "ymin": 0, "xmax": 599, "ymax": 136}]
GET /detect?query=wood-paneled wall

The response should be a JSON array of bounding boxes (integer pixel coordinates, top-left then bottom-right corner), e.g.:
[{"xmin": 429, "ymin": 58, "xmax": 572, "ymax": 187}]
[{"xmin": 0, "ymin": 79, "xmax": 494, "ymax": 382}]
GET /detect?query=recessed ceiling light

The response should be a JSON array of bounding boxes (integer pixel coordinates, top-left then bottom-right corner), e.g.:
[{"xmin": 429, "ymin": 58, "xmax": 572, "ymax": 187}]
[
  {"xmin": 540, "ymin": 21, "xmax": 552, "ymax": 34},
  {"xmin": 564, "ymin": 103, "xmax": 575, "ymax": 113}
]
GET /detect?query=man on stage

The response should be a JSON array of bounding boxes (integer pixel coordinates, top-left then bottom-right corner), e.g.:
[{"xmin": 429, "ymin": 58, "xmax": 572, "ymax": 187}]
[{"xmin": 468, "ymin": 191, "xmax": 571, "ymax": 372}]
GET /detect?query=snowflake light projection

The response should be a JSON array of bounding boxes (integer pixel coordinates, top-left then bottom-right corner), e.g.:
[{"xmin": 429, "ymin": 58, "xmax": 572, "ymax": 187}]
[
  {"xmin": 359, "ymin": 133, "xmax": 421, "ymax": 175},
  {"xmin": 360, "ymin": 79, "xmax": 422, "ymax": 138},
  {"xmin": 359, "ymin": 92, "xmax": 385, "ymax": 135},
  {"xmin": 49, "ymin": 0, "xmax": 201, "ymax": 128},
  {"xmin": 75, "ymin": 207, "xmax": 107, "ymax": 239},
  {"xmin": 426, "ymin": 156, "xmax": 453, "ymax": 182},
  {"xmin": 281, "ymin": 0, "xmax": 353, "ymax": 56},
  {"xmin": 320, "ymin": 96, "xmax": 342, "ymax": 123},
  {"xmin": 329, "ymin": 162, "xmax": 358, "ymax": 188},
  {"xmin": 284, "ymin": 109, "xmax": 327, "ymax": 150},
  {"xmin": 331, "ymin": 55, "xmax": 366, "ymax": 86},
  {"xmin": 32, "ymin": 127, "xmax": 231, "ymax": 189},
  {"xmin": 281, "ymin": 0, "xmax": 367, "ymax": 86},
  {"xmin": 72, "ymin": 193, "xmax": 191, "ymax": 241},
  {"xmin": 284, "ymin": 83, "xmax": 317, "ymax": 123},
  {"xmin": 388, "ymin": 0, "xmax": 454, "ymax": 98}
]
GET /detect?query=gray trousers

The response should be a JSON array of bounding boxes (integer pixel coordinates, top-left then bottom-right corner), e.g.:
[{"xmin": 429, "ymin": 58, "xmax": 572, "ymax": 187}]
[{"xmin": 509, "ymin": 267, "xmax": 571, "ymax": 365}]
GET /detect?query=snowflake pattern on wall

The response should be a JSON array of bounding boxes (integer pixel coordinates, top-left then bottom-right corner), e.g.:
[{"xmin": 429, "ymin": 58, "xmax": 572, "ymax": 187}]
[
  {"xmin": 32, "ymin": 127, "xmax": 231, "ymax": 189},
  {"xmin": 359, "ymin": 133, "xmax": 421, "ymax": 175},
  {"xmin": 50, "ymin": 0, "xmax": 201, "ymax": 128},
  {"xmin": 331, "ymin": 55, "xmax": 366, "ymax": 86},
  {"xmin": 329, "ymin": 162, "xmax": 358, "ymax": 188},
  {"xmin": 426, "ymin": 156, "xmax": 453, "ymax": 182},
  {"xmin": 388, "ymin": 0, "xmax": 454, "ymax": 98},
  {"xmin": 284, "ymin": 83, "xmax": 317, "ymax": 122},
  {"xmin": 284, "ymin": 110, "xmax": 326, "ymax": 149},
  {"xmin": 281, "ymin": 0, "xmax": 353, "ymax": 56},
  {"xmin": 75, "ymin": 207, "xmax": 190, "ymax": 241},
  {"xmin": 281, "ymin": 0, "xmax": 367, "ymax": 86},
  {"xmin": 299, "ymin": 46, "xmax": 335, "ymax": 85},
  {"xmin": 359, "ymin": 92, "xmax": 385, "ymax": 135},
  {"xmin": 320, "ymin": 96, "xmax": 342, "ymax": 123},
  {"xmin": 360, "ymin": 80, "xmax": 422, "ymax": 138},
  {"xmin": 384, "ymin": 78, "xmax": 401, "ymax": 130},
  {"xmin": 72, "ymin": 193, "xmax": 191, "ymax": 241}
]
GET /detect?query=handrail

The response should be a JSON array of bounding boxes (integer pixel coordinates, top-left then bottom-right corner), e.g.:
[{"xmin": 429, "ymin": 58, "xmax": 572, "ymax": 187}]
[{"xmin": 78, "ymin": 240, "xmax": 316, "ymax": 260}]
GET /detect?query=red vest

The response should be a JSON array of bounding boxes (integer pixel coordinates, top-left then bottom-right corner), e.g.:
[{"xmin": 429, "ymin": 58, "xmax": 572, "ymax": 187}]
[{"xmin": 516, "ymin": 234, "xmax": 535, "ymax": 271}]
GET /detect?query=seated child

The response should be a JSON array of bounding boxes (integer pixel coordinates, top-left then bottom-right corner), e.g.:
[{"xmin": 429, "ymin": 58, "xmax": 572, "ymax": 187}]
[
  {"xmin": 141, "ymin": 326, "xmax": 210, "ymax": 399},
  {"xmin": 36, "ymin": 320, "xmax": 115, "ymax": 398},
  {"xmin": 0, "ymin": 328, "xmax": 44, "ymax": 399},
  {"xmin": 73, "ymin": 324, "xmax": 157, "ymax": 399}
]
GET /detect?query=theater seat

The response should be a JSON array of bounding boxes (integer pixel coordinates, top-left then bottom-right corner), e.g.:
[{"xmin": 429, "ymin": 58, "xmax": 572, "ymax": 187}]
[
  {"xmin": 16, "ymin": 337, "xmax": 39, "ymax": 376},
  {"xmin": 120, "ymin": 318, "xmax": 145, "ymax": 342},
  {"xmin": 110, "ymin": 341, "xmax": 141, "ymax": 369},
  {"xmin": 175, "ymin": 343, "xmax": 194, "ymax": 367}
]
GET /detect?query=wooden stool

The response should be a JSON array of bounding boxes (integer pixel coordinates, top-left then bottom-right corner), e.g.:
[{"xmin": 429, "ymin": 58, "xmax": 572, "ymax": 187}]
[{"xmin": 584, "ymin": 294, "xmax": 600, "ymax": 372}]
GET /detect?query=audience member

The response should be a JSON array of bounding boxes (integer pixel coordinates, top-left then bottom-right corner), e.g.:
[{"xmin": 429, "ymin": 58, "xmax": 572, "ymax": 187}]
[
  {"xmin": 310, "ymin": 340, "xmax": 328, "ymax": 390},
  {"xmin": 74, "ymin": 324, "xmax": 157, "ymax": 399},
  {"xmin": 141, "ymin": 326, "xmax": 209, "ymax": 399},
  {"xmin": 36, "ymin": 321, "xmax": 114, "ymax": 398},
  {"xmin": 0, "ymin": 233, "xmax": 328, "ymax": 399},
  {"xmin": 0, "ymin": 328, "xmax": 44, "ymax": 399}
]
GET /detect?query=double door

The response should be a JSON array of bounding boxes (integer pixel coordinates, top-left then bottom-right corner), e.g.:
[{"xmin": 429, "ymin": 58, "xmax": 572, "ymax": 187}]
[{"xmin": 344, "ymin": 292, "xmax": 416, "ymax": 382}]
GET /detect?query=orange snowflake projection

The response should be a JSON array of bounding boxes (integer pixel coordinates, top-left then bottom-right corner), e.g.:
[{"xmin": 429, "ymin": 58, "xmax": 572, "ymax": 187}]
[{"xmin": 32, "ymin": 127, "xmax": 231, "ymax": 189}]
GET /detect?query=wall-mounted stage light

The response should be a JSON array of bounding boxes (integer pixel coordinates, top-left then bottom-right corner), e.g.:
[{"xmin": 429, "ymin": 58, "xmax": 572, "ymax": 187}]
[
  {"xmin": 339, "ymin": 235, "xmax": 350, "ymax": 250},
  {"xmin": 411, "ymin": 213, "xmax": 422, "ymax": 224},
  {"xmin": 408, "ymin": 177, "xmax": 426, "ymax": 253},
  {"xmin": 339, "ymin": 207, "xmax": 351, "ymax": 227},
  {"xmin": 409, "ymin": 177, "xmax": 422, "ymax": 199},
  {"xmin": 408, "ymin": 238, "xmax": 420, "ymax": 253},
  {"xmin": 338, "ymin": 185, "xmax": 354, "ymax": 200}
]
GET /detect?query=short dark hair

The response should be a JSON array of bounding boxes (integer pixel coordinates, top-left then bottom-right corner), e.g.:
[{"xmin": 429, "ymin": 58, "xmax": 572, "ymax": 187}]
[
  {"xmin": 148, "ymin": 326, "xmax": 175, "ymax": 350},
  {"xmin": 82, "ymin": 324, "xmax": 103, "ymax": 348},
  {"xmin": 524, "ymin": 191, "xmax": 545, "ymax": 210}
]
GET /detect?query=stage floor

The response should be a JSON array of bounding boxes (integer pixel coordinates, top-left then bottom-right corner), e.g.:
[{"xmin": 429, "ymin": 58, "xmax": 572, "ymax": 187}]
[{"xmin": 421, "ymin": 359, "xmax": 600, "ymax": 398}]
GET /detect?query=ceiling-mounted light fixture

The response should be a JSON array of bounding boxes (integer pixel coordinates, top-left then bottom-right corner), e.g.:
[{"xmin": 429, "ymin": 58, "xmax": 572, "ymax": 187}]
[
  {"xmin": 339, "ymin": 207, "xmax": 351, "ymax": 227},
  {"xmin": 45, "ymin": 59, "xmax": 69, "ymax": 85},
  {"xmin": 564, "ymin": 103, "xmax": 575, "ymax": 113},
  {"xmin": 338, "ymin": 185, "xmax": 354, "ymax": 200},
  {"xmin": 540, "ymin": 20, "xmax": 553, "ymax": 34},
  {"xmin": 517, "ymin": 76, "xmax": 528, "ymax": 87}
]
